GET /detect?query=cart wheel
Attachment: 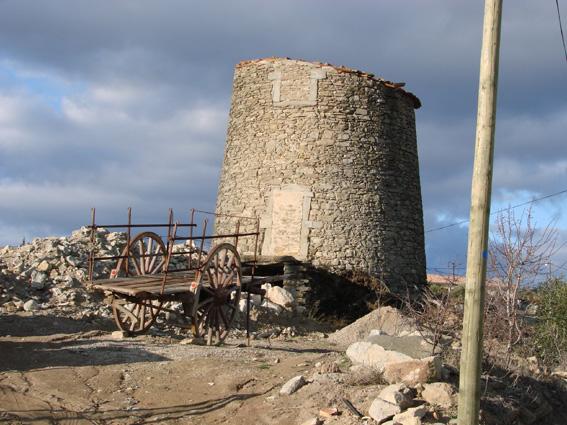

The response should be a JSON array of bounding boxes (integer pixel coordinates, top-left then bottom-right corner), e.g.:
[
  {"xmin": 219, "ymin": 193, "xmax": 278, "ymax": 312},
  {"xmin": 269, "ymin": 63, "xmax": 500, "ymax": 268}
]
[
  {"xmin": 115, "ymin": 231, "xmax": 167, "ymax": 276},
  {"xmin": 193, "ymin": 243, "xmax": 241, "ymax": 345},
  {"xmin": 109, "ymin": 232, "xmax": 166, "ymax": 335},
  {"xmin": 112, "ymin": 296, "xmax": 162, "ymax": 335}
]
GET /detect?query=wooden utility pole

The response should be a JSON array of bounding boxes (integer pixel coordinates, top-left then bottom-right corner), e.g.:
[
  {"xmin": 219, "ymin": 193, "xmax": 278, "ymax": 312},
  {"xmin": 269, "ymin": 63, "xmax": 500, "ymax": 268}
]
[{"xmin": 457, "ymin": 1, "xmax": 503, "ymax": 425}]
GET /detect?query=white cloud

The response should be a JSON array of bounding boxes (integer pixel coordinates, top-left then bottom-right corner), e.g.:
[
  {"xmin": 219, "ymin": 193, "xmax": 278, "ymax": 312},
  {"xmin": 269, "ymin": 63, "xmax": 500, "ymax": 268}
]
[{"xmin": 0, "ymin": 0, "xmax": 565, "ymax": 270}]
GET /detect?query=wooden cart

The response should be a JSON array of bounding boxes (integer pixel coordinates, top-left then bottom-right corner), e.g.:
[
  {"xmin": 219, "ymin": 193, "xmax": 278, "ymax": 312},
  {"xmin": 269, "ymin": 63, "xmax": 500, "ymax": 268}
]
[{"xmin": 86, "ymin": 208, "xmax": 263, "ymax": 345}]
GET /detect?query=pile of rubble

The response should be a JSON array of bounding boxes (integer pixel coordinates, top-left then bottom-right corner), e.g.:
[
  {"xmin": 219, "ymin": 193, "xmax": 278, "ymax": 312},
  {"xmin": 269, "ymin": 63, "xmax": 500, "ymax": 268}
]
[
  {"xmin": 344, "ymin": 331, "xmax": 452, "ymax": 424},
  {"xmin": 0, "ymin": 228, "xmax": 302, "ymax": 332},
  {"xmin": 272, "ymin": 305, "xmax": 563, "ymax": 425},
  {"xmin": 274, "ymin": 307, "xmax": 457, "ymax": 424},
  {"xmin": 0, "ymin": 227, "xmax": 124, "ymax": 317}
]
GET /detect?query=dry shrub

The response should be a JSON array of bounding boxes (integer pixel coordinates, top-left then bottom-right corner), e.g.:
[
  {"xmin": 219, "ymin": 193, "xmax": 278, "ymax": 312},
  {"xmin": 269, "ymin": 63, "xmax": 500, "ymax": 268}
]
[
  {"xmin": 487, "ymin": 207, "xmax": 560, "ymax": 356},
  {"xmin": 402, "ymin": 277, "xmax": 463, "ymax": 355},
  {"xmin": 344, "ymin": 366, "xmax": 386, "ymax": 386}
]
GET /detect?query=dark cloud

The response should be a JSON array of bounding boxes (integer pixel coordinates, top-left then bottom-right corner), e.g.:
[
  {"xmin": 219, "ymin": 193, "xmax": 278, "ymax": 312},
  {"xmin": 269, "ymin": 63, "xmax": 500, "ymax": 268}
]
[{"xmin": 0, "ymin": 0, "xmax": 566, "ymax": 271}]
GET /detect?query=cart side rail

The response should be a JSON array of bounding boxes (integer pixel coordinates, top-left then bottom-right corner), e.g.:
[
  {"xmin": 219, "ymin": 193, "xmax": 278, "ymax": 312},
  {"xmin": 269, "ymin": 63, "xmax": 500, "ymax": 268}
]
[{"xmin": 86, "ymin": 207, "xmax": 260, "ymax": 293}]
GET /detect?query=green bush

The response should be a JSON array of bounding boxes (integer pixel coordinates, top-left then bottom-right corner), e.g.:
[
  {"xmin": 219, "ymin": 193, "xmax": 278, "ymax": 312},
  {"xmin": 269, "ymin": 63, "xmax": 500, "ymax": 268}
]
[
  {"xmin": 428, "ymin": 283, "xmax": 447, "ymax": 298},
  {"xmin": 534, "ymin": 278, "xmax": 567, "ymax": 367},
  {"xmin": 449, "ymin": 285, "xmax": 465, "ymax": 301}
]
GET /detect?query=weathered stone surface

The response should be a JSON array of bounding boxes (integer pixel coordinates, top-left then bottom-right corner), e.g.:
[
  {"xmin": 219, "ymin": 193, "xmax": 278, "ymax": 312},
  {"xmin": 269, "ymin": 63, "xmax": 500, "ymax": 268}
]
[
  {"xmin": 346, "ymin": 341, "xmax": 413, "ymax": 369},
  {"xmin": 266, "ymin": 286, "xmax": 294, "ymax": 308},
  {"xmin": 378, "ymin": 383, "xmax": 414, "ymax": 409},
  {"xmin": 23, "ymin": 299, "xmax": 39, "ymax": 312},
  {"xmin": 261, "ymin": 300, "xmax": 283, "ymax": 314},
  {"xmin": 365, "ymin": 334, "xmax": 434, "ymax": 359},
  {"xmin": 280, "ymin": 375, "xmax": 306, "ymax": 395},
  {"xmin": 215, "ymin": 58, "xmax": 426, "ymax": 296},
  {"xmin": 421, "ymin": 382, "xmax": 455, "ymax": 408},
  {"xmin": 383, "ymin": 356, "xmax": 442, "ymax": 386},
  {"xmin": 30, "ymin": 271, "xmax": 48, "ymax": 289},
  {"xmin": 36, "ymin": 260, "xmax": 50, "ymax": 272},
  {"xmin": 368, "ymin": 398, "xmax": 401, "ymax": 423},
  {"xmin": 329, "ymin": 307, "xmax": 416, "ymax": 347},
  {"xmin": 392, "ymin": 405, "xmax": 428, "ymax": 425}
]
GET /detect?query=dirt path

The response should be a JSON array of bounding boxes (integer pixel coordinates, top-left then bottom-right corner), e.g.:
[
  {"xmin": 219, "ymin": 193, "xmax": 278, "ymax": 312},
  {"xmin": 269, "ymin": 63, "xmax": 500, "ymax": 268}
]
[{"xmin": 0, "ymin": 312, "xmax": 373, "ymax": 425}]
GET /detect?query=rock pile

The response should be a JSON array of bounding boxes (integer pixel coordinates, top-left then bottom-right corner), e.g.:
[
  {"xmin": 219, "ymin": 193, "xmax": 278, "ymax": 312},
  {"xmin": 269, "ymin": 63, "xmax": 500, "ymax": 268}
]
[
  {"xmin": 276, "ymin": 308, "xmax": 459, "ymax": 424},
  {"xmin": 0, "ymin": 227, "xmax": 126, "ymax": 317},
  {"xmin": 366, "ymin": 381, "xmax": 456, "ymax": 424},
  {"xmin": 341, "ymin": 314, "xmax": 452, "ymax": 423},
  {"xmin": 0, "ymin": 227, "xmax": 195, "ymax": 318},
  {"xmin": 0, "ymin": 228, "xmax": 301, "ymax": 333}
]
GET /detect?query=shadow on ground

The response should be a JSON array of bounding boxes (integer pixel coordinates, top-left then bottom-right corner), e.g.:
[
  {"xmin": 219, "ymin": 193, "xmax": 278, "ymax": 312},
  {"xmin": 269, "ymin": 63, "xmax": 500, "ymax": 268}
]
[
  {"xmin": 478, "ymin": 362, "xmax": 567, "ymax": 425},
  {"xmin": 0, "ymin": 313, "xmax": 169, "ymax": 372},
  {"xmin": 0, "ymin": 338, "xmax": 169, "ymax": 372},
  {"xmin": 253, "ymin": 343, "xmax": 339, "ymax": 355},
  {"xmin": 0, "ymin": 313, "xmax": 114, "ymax": 337},
  {"xmin": 0, "ymin": 392, "xmax": 264, "ymax": 424}
]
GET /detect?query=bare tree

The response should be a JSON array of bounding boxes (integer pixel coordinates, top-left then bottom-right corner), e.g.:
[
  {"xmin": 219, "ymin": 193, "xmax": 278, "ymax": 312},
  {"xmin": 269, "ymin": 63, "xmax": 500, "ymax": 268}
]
[
  {"xmin": 403, "ymin": 273, "xmax": 463, "ymax": 355},
  {"xmin": 487, "ymin": 206, "xmax": 560, "ymax": 354}
]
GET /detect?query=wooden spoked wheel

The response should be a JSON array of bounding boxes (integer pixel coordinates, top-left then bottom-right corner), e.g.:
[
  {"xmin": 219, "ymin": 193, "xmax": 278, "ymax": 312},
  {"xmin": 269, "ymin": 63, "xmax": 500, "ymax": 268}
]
[
  {"xmin": 193, "ymin": 243, "xmax": 241, "ymax": 345},
  {"xmin": 110, "ymin": 232, "xmax": 166, "ymax": 335},
  {"xmin": 115, "ymin": 231, "xmax": 167, "ymax": 277},
  {"xmin": 112, "ymin": 296, "xmax": 162, "ymax": 335}
]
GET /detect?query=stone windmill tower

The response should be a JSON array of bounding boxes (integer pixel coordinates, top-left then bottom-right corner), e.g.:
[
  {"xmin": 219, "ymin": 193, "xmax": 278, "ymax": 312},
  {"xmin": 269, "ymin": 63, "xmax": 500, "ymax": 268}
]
[{"xmin": 215, "ymin": 58, "xmax": 426, "ymax": 294}]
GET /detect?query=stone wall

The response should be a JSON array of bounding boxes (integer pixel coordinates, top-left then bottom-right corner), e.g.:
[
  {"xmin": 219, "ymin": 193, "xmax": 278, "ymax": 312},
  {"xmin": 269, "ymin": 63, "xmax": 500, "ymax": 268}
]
[{"xmin": 215, "ymin": 58, "xmax": 426, "ymax": 294}]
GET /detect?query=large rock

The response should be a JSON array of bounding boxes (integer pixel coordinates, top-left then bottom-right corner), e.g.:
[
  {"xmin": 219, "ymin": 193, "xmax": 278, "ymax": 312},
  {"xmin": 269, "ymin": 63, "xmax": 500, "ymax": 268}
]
[
  {"xmin": 383, "ymin": 356, "xmax": 442, "ymax": 386},
  {"xmin": 392, "ymin": 405, "xmax": 428, "ymax": 425},
  {"xmin": 366, "ymin": 334, "xmax": 435, "ymax": 359},
  {"xmin": 378, "ymin": 383, "xmax": 414, "ymax": 410},
  {"xmin": 280, "ymin": 375, "xmax": 306, "ymax": 395},
  {"xmin": 421, "ymin": 382, "xmax": 456, "ymax": 408},
  {"xmin": 347, "ymin": 337, "xmax": 441, "ymax": 386},
  {"xmin": 329, "ymin": 306, "xmax": 415, "ymax": 347},
  {"xmin": 265, "ymin": 286, "xmax": 294, "ymax": 309},
  {"xmin": 368, "ymin": 398, "xmax": 401, "ymax": 423},
  {"xmin": 346, "ymin": 342, "xmax": 413, "ymax": 369}
]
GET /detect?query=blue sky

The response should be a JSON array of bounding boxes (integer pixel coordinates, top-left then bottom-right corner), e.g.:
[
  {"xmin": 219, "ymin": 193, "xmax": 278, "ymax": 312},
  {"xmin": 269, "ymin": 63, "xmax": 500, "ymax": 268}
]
[{"xmin": 0, "ymin": 0, "xmax": 566, "ymax": 276}]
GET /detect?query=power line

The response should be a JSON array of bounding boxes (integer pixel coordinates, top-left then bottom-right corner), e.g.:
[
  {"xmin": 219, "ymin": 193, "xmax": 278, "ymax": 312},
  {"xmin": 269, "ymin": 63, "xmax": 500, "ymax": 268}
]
[
  {"xmin": 551, "ymin": 262, "xmax": 567, "ymax": 272},
  {"xmin": 427, "ymin": 266, "xmax": 466, "ymax": 270},
  {"xmin": 426, "ymin": 218, "xmax": 469, "ymax": 233},
  {"xmin": 556, "ymin": 0, "xmax": 567, "ymax": 63},
  {"xmin": 425, "ymin": 187, "xmax": 567, "ymax": 233}
]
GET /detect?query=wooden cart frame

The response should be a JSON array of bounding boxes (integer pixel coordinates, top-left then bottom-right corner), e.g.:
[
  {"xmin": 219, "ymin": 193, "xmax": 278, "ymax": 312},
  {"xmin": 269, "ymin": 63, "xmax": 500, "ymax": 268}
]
[{"xmin": 86, "ymin": 208, "xmax": 263, "ymax": 345}]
